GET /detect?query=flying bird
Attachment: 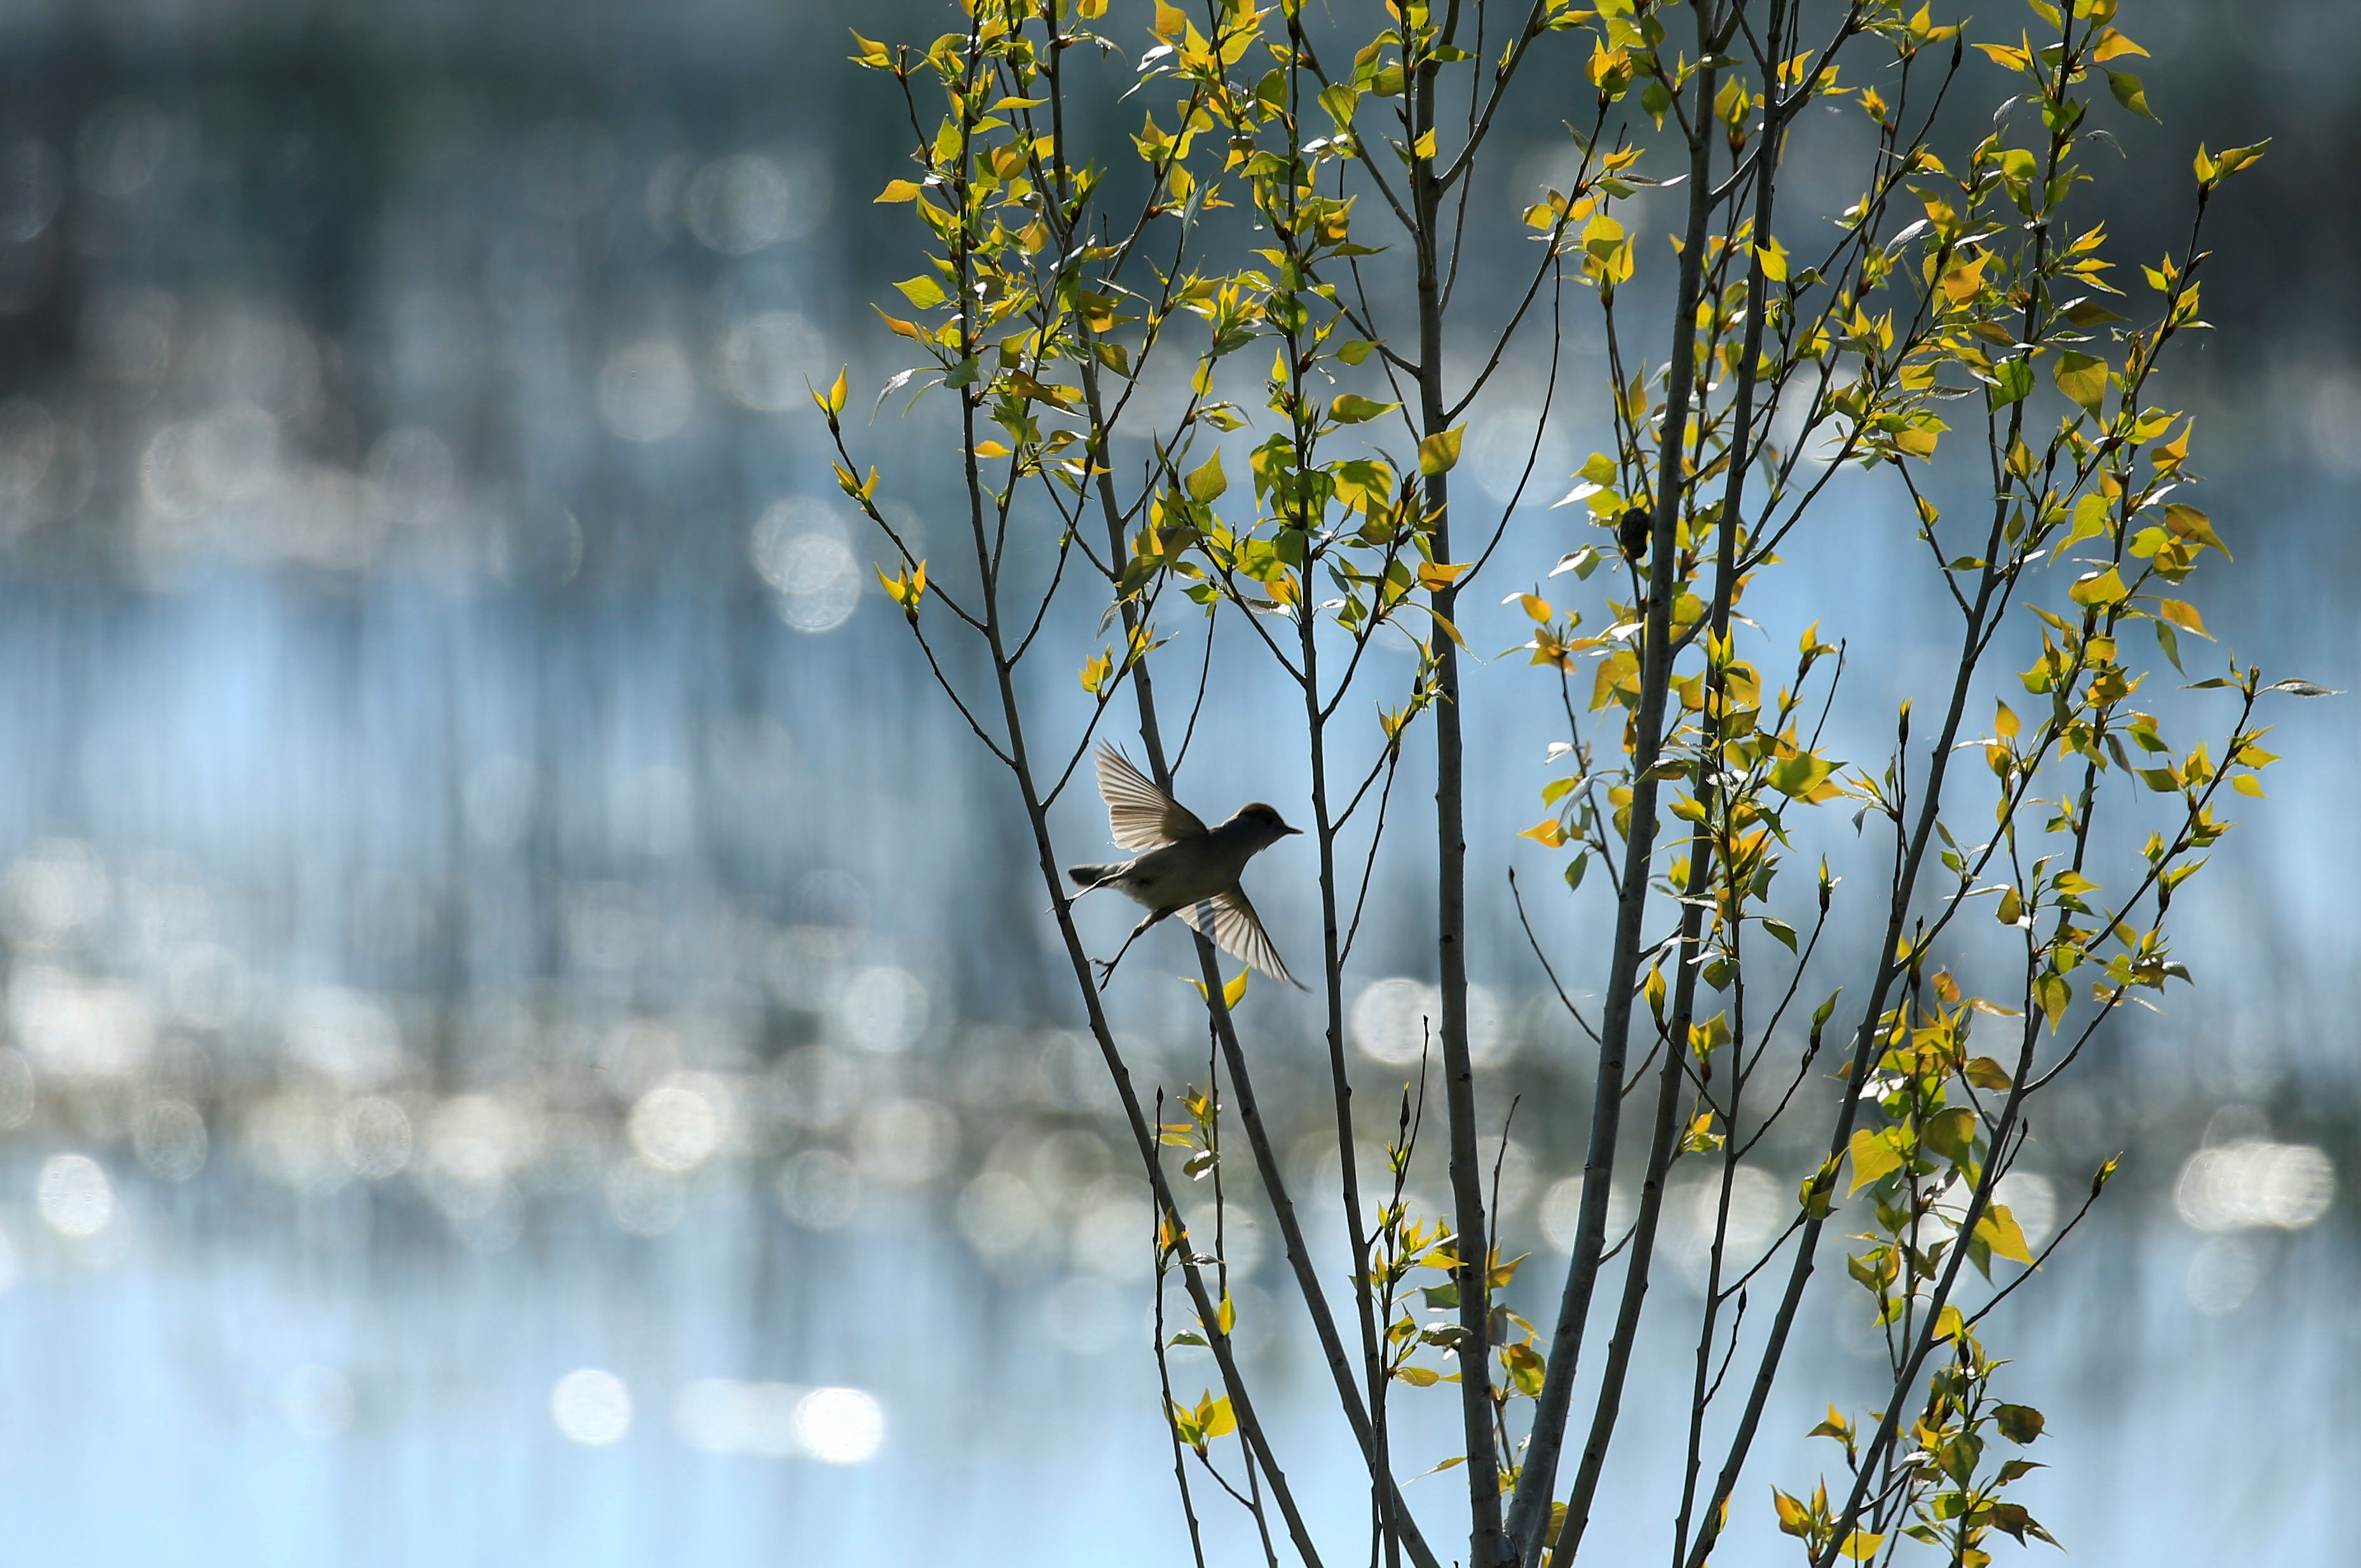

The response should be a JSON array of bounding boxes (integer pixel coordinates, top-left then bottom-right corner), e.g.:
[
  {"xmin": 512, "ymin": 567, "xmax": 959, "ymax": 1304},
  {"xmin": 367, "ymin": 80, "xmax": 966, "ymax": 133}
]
[{"xmin": 1068, "ymin": 744, "xmax": 1303, "ymax": 990}]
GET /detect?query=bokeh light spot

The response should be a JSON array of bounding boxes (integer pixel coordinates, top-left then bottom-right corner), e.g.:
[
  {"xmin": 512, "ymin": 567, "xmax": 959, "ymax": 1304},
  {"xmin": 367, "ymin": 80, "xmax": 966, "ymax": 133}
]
[
  {"xmin": 37, "ymin": 1152, "xmax": 114, "ymax": 1237},
  {"xmin": 2175, "ymin": 1139, "xmax": 2336, "ymax": 1233},
  {"xmin": 337, "ymin": 1096, "xmax": 414, "ymax": 1180},
  {"xmin": 550, "ymin": 1368, "xmax": 633, "ymax": 1445},
  {"xmin": 776, "ymin": 1149, "xmax": 860, "ymax": 1231},
  {"xmin": 838, "ymin": 966, "xmax": 929, "ymax": 1054},
  {"xmin": 792, "ymin": 1386, "xmax": 884, "ymax": 1464},
  {"xmin": 684, "ymin": 154, "xmax": 793, "ymax": 255},
  {"xmin": 719, "ymin": 311, "xmax": 824, "ymax": 412},
  {"xmin": 135, "ymin": 1098, "xmax": 208, "ymax": 1182},
  {"xmin": 750, "ymin": 500, "xmax": 861, "ymax": 634},
  {"xmin": 629, "ymin": 1077, "xmax": 726, "ymax": 1173},
  {"xmin": 957, "ymin": 1171, "xmax": 1047, "ymax": 1262}
]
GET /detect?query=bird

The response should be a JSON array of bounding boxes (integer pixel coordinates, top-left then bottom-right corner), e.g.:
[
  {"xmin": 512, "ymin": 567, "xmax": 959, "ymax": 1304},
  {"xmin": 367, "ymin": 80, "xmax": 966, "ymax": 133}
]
[
  {"xmin": 1067, "ymin": 744, "xmax": 1303, "ymax": 990},
  {"xmin": 1618, "ymin": 504, "xmax": 1652, "ymax": 567}
]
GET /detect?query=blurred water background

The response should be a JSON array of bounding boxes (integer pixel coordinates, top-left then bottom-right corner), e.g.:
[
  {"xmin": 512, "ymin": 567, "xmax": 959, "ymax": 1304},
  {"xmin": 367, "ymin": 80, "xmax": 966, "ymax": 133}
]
[{"xmin": 0, "ymin": 0, "xmax": 2352, "ymax": 1562}]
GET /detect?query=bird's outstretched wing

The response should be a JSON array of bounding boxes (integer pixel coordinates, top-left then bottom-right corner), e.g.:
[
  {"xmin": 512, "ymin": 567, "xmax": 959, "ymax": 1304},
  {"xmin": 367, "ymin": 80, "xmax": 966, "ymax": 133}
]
[
  {"xmin": 1095, "ymin": 744, "xmax": 1206, "ymax": 850},
  {"xmin": 1180, "ymin": 889, "xmax": 1302, "ymax": 990}
]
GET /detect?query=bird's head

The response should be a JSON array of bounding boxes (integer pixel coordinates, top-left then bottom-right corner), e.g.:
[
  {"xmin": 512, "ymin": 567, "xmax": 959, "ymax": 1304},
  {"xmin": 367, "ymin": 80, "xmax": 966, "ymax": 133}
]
[{"xmin": 1227, "ymin": 801, "xmax": 1302, "ymax": 849}]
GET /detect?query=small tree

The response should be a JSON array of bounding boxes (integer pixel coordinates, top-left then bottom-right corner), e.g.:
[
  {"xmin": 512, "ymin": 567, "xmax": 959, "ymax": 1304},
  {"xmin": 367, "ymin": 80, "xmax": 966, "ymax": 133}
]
[{"xmin": 819, "ymin": 1, "xmax": 2310, "ymax": 1562}]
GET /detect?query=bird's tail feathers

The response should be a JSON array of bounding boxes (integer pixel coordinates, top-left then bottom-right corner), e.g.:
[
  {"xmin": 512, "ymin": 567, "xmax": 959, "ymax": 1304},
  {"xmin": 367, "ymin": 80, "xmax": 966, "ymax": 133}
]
[{"xmin": 1067, "ymin": 864, "xmax": 1118, "ymax": 890}]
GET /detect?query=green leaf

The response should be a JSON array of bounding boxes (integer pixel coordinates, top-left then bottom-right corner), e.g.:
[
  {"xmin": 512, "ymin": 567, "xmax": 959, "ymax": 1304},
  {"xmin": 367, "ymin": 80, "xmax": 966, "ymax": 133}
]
[
  {"xmin": 1185, "ymin": 449, "xmax": 1228, "ymax": 503},
  {"xmin": 1989, "ymin": 356, "xmax": 2035, "ymax": 407},
  {"xmin": 1923, "ymin": 1106, "xmax": 1979, "ymax": 1162},
  {"xmin": 1317, "ymin": 81, "xmax": 1361, "ymax": 126},
  {"xmin": 1994, "ymin": 1403, "xmax": 2046, "ymax": 1444},
  {"xmin": 2051, "ymin": 350, "xmax": 2109, "ymax": 414},
  {"xmin": 1330, "ymin": 393, "xmax": 1398, "ymax": 424},
  {"xmin": 1767, "ymin": 751, "xmax": 1839, "ymax": 800},
  {"xmin": 894, "ymin": 274, "xmax": 948, "ymax": 310},
  {"xmin": 2106, "ymin": 70, "xmax": 2160, "ymax": 121}
]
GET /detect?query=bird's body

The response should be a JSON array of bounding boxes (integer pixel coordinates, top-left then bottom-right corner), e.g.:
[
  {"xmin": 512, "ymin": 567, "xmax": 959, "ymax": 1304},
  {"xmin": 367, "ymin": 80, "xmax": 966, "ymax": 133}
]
[
  {"xmin": 1068, "ymin": 746, "xmax": 1302, "ymax": 988},
  {"xmin": 1618, "ymin": 503, "xmax": 1652, "ymax": 566}
]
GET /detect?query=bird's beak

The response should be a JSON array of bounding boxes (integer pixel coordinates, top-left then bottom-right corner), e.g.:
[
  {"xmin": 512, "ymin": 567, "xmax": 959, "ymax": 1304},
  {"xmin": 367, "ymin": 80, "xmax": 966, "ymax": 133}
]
[{"xmin": 1282, "ymin": 824, "xmax": 1303, "ymax": 836}]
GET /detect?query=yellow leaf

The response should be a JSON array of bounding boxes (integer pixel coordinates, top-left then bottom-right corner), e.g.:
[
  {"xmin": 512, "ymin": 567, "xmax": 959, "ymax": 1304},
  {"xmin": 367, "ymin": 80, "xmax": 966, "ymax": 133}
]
[
  {"xmin": 1847, "ymin": 1128, "xmax": 1903, "ymax": 1196},
  {"xmin": 974, "ymin": 440, "xmax": 1012, "ymax": 459},
  {"xmin": 1963, "ymin": 1055, "xmax": 2013, "ymax": 1091},
  {"xmin": 1520, "ymin": 819, "xmax": 1568, "ymax": 848},
  {"xmin": 1412, "ymin": 127, "xmax": 1437, "ymax": 161},
  {"xmin": 1417, "ymin": 561, "xmax": 1469, "ymax": 592},
  {"xmin": 1217, "ymin": 1292, "xmax": 1236, "ymax": 1334},
  {"xmin": 2092, "ymin": 27, "xmax": 2148, "ymax": 62},
  {"xmin": 1223, "ymin": 969, "xmax": 1249, "ymax": 1009},
  {"xmin": 1419, "ymin": 426, "xmax": 1464, "ymax": 476},
  {"xmin": 2036, "ymin": 972, "xmax": 2071, "ymax": 1033},
  {"xmin": 876, "ymin": 179, "xmax": 923, "ymax": 203},
  {"xmin": 1976, "ymin": 1204, "xmax": 2036, "ymax": 1265},
  {"xmin": 2163, "ymin": 503, "xmax": 2231, "ymax": 559},
  {"xmin": 1680, "ymin": 1111, "xmax": 1723, "ymax": 1153},
  {"xmin": 1839, "ymin": 1531, "xmax": 1884, "ymax": 1562},
  {"xmin": 1938, "ymin": 252, "xmax": 1988, "ymax": 304},
  {"xmin": 2067, "ymin": 566, "xmax": 2128, "ymax": 609},
  {"xmin": 2154, "ymin": 597, "xmax": 2212, "ymax": 639}
]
